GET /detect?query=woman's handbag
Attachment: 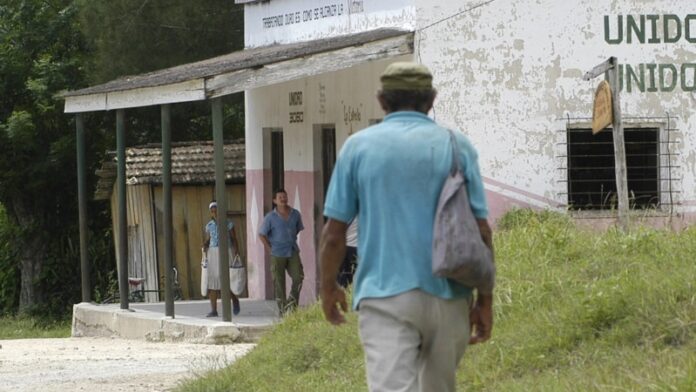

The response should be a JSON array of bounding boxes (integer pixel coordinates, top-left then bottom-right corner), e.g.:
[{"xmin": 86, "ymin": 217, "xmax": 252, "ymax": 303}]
[
  {"xmin": 200, "ymin": 247, "xmax": 209, "ymax": 297},
  {"xmin": 229, "ymin": 253, "xmax": 247, "ymax": 295},
  {"xmin": 432, "ymin": 130, "xmax": 495, "ymax": 294}
]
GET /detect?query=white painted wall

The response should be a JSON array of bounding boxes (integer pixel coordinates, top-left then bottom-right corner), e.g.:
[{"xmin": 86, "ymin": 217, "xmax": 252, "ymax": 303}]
[
  {"xmin": 246, "ymin": 55, "xmax": 411, "ymax": 171},
  {"xmin": 414, "ymin": 0, "xmax": 696, "ymax": 214},
  {"xmin": 242, "ymin": 0, "xmax": 696, "ymax": 217}
]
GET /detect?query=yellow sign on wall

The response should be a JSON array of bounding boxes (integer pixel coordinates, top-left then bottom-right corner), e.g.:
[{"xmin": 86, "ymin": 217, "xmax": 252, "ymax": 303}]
[{"xmin": 592, "ymin": 80, "xmax": 613, "ymax": 134}]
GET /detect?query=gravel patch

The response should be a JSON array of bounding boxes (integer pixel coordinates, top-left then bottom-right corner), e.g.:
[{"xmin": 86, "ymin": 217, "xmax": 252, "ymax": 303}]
[{"xmin": 0, "ymin": 337, "xmax": 254, "ymax": 392}]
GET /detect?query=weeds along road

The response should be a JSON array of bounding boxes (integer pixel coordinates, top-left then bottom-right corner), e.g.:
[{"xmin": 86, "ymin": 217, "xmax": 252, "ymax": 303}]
[{"xmin": 0, "ymin": 337, "xmax": 255, "ymax": 392}]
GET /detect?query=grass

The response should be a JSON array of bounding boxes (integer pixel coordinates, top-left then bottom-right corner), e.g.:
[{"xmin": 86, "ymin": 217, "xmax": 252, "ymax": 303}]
[
  {"xmin": 0, "ymin": 315, "xmax": 72, "ymax": 339},
  {"xmin": 177, "ymin": 209, "xmax": 696, "ymax": 392}
]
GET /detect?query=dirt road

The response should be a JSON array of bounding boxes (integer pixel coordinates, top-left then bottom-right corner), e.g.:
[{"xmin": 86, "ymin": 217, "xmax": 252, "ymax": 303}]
[{"xmin": 0, "ymin": 337, "xmax": 254, "ymax": 392}]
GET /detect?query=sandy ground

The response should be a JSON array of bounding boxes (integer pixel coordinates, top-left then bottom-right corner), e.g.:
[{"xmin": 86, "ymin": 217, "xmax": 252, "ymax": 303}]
[{"xmin": 0, "ymin": 337, "xmax": 255, "ymax": 392}]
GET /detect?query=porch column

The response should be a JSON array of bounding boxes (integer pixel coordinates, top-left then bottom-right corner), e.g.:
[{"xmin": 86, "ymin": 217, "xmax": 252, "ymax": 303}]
[
  {"xmin": 161, "ymin": 104, "xmax": 174, "ymax": 317},
  {"xmin": 116, "ymin": 109, "xmax": 129, "ymax": 309},
  {"xmin": 76, "ymin": 113, "xmax": 90, "ymax": 303},
  {"xmin": 212, "ymin": 98, "xmax": 232, "ymax": 321}
]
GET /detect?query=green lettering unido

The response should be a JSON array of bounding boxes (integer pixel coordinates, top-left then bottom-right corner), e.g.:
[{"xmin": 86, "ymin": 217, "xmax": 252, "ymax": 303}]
[
  {"xmin": 647, "ymin": 15, "xmax": 661, "ymax": 43},
  {"xmin": 685, "ymin": 15, "xmax": 696, "ymax": 43},
  {"xmin": 681, "ymin": 63, "xmax": 696, "ymax": 91},
  {"xmin": 627, "ymin": 15, "xmax": 645, "ymax": 43},
  {"xmin": 659, "ymin": 64, "xmax": 678, "ymax": 92},
  {"xmin": 604, "ymin": 15, "xmax": 623, "ymax": 44},
  {"xmin": 663, "ymin": 14, "xmax": 682, "ymax": 43},
  {"xmin": 645, "ymin": 63, "xmax": 658, "ymax": 92},
  {"xmin": 618, "ymin": 64, "xmax": 624, "ymax": 91},
  {"xmin": 625, "ymin": 64, "xmax": 645, "ymax": 92}
]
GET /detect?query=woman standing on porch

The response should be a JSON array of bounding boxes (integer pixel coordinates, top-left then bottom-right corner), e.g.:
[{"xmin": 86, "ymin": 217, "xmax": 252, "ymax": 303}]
[{"xmin": 203, "ymin": 201, "xmax": 241, "ymax": 317}]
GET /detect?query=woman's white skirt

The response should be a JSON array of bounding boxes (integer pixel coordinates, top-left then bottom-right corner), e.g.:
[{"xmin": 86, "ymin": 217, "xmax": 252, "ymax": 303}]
[
  {"xmin": 206, "ymin": 247, "xmax": 237, "ymax": 290},
  {"xmin": 206, "ymin": 247, "xmax": 222, "ymax": 290}
]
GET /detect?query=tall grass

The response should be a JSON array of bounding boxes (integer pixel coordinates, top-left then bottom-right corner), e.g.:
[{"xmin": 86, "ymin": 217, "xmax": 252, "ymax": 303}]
[{"xmin": 177, "ymin": 209, "xmax": 696, "ymax": 392}]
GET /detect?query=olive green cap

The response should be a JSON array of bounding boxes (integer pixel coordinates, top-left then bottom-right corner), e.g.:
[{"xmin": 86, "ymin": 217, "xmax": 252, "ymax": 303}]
[{"xmin": 380, "ymin": 62, "xmax": 433, "ymax": 91}]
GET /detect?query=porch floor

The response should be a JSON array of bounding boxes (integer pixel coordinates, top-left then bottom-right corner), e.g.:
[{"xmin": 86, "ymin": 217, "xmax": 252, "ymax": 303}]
[{"xmin": 71, "ymin": 299, "xmax": 280, "ymax": 344}]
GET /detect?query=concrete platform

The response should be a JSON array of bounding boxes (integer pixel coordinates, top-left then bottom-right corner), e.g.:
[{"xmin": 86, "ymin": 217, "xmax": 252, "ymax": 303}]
[{"xmin": 72, "ymin": 299, "xmax": 280, "ymax": 344}]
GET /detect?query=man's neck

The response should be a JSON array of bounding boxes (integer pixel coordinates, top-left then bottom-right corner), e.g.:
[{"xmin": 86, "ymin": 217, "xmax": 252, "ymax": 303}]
[
  {"xmin": 385, "ymin": 108, "xmax": 427, "ymax": 115},
  {"xmin": 276, "ymin": 205, "xmax": 290, "ymax": 214}
]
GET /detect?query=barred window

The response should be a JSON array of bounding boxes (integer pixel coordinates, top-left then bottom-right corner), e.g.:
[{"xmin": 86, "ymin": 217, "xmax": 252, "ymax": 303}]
[{"xmin": 567, "ymin": 127, "xmax": 659, "ymax": 210}]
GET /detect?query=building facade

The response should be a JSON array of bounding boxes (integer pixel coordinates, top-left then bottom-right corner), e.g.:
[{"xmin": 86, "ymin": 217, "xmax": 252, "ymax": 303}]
[{"xmin": 239, "ymin": 0, "xmax": 696, "ymax": 302}]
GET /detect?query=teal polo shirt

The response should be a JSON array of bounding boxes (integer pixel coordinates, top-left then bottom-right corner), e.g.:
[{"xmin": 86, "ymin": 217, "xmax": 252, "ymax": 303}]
[{"xmin": 323, "ymin": 111, "xmax": 488, "ymax": 309}]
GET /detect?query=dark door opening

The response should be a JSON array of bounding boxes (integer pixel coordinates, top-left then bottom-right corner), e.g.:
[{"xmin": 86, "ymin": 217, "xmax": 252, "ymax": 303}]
[
  {"xmin": 271, "ymin": 130, "xmax": 284, "ymax": 193},
  {"xmin": 322, "ymin": 127, "xmax": 336, "ymax": 198}
]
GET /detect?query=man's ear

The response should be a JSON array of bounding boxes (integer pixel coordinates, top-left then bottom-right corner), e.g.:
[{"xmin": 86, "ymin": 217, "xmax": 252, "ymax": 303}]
[
  {"xmin": 425, "ymin": 90, "xmax": 437, "ymax": 113},
  {"xmin": 377, "ymin": 91, "xmax": 390, "ymax": 113}
]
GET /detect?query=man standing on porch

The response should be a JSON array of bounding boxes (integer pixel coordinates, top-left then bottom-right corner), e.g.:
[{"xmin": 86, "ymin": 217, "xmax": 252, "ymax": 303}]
[
  {"xmin": 319, "ymin": 62, "xmax": 494, "ymax": 392},
  {"xmin": 259, "ymin": 189, "xmax": 305, "ymax": 315}
]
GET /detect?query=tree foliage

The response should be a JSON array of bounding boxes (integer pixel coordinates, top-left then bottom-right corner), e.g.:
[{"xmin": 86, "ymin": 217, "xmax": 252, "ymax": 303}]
[
  {"xmin": 77, "ymin": 0, "xmax": 245, "ymax": 144},
  {"xmin": 78, "ymin": 0, "xmax": 244, "ymax": 83},
  {"xmin": 0, "ymin": 205, "xmax": 20, "ymax": 314},
  {"xmin": 0, "ymin": 0, "xmax": 98, "ymax": 314},
  {"xmin": 0, "ymin": 0, "xmax": 245, "ymax": 316}
]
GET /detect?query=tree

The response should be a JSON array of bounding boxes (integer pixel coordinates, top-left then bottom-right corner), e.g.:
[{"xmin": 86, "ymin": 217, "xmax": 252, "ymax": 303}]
[
  {"xmin": 0, "ymin": 0, "xmax": 245, "ymax": 315},
  {"xmin": 77, "ymin": 0, "xmax": 246, "ymax": 144},
  {"xmin": 0, "ymin": 0, "xmax": 94, "ymax": 313},
  {"xmin": 78, "ymin": 0, "xmax": 244, "ymax": 84}
]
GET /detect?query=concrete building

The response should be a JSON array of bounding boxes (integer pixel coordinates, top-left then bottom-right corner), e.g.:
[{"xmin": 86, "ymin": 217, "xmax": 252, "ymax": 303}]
[
  {"xmin": 64, "ymin": 1, "xmax": 696, "ymax": 308},
  {"xmin": 238, "ymin": 0, "xmax": 696, "ymax": 303}
]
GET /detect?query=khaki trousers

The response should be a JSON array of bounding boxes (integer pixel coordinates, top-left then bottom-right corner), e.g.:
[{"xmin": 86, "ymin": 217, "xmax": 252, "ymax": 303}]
[
  {"xmin": 358, "ymin": 289, "xmax": 470, "ymax": 392},
  {"xmin": 270, "ymin": 251, "xmax": 304, "ymax": 313}
]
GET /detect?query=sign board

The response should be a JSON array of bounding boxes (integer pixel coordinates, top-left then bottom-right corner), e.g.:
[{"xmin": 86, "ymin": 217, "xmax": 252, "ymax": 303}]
[
  {"xmin": 592, "ymin": 80, "xmax": 613, "ymax": 134},
  {"xmin": 244, "ymin": 0, "xmax": 414, "ymax": 48}
]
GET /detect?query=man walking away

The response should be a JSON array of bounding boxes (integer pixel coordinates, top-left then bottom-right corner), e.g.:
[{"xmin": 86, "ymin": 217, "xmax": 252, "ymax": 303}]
[
  {"xmin": 259, "ymin": 189, "xmax": 305, "ymax": 315},
  {"xmin": 319, "ymin": 62, "xmax": 494, "ymax": 392}
]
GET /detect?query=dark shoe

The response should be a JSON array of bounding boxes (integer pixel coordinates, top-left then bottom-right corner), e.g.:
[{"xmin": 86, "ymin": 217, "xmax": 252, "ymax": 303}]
[
  {"xmin": 232, "ymin": 297, "xmax": 240, "ymax": 315},
  {"xmin": 206, "ymin": 310, "xmax": 218, "ymax": 317}
]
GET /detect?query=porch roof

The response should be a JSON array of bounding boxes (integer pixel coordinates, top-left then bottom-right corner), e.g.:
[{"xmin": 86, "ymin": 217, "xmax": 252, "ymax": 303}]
[{"xmin": 61, "ymin": 28, "xmax": 414, "ymax": 113}]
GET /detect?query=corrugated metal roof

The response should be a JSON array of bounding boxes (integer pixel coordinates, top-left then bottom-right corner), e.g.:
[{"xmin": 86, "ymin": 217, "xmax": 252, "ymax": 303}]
[{"xmin": 94, "ymin": 140, "xmax": 245, "ymax": 200}]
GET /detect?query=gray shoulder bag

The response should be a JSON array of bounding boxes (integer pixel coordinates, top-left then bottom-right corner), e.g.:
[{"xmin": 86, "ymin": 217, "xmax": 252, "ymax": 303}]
[{"xmin": 432, "ymin": 130, "xmax": 495, "ymax": 294}]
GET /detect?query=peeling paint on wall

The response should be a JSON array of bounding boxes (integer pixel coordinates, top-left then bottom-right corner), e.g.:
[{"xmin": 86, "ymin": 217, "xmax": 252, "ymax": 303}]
[{"xmin": 415, "ymin": 0, "xmax": 696, "ymax": 218}]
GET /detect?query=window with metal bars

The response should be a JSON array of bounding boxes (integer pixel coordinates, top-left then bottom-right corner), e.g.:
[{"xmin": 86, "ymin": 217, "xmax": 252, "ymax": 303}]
[{"xmin": 567, "ymin": 127, "xmax": 659, "ymax": 210}]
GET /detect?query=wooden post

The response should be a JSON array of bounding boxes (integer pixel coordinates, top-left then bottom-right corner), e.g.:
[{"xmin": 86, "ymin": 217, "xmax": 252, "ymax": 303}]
[
  {"xmin": 76, "ymin": 113, "xmax": 91, "ymax": 303},
  {"xmin": 161, "ymin": 104, "xmax": 174, "ymax": 317},
  {"xmin": 607, "ymin": 57, "xmax": 629, "ymax": 230},
  {"xmin": 212, "ymin": 98, "xmax": 232, "ymax": 322},
  {"xmin": 583, "ymin": 56, "xmax": 629, "ymax": 230},
  {"xmin": 116, "ymin": 109, "xmax": 129, "ymax": 309}
]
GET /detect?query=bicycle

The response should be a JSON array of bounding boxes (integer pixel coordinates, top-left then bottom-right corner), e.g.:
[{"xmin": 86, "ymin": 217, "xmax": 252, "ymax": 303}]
[{"xmin": 100, "ymin": 267, "xmax": 183, "ymax": 303}]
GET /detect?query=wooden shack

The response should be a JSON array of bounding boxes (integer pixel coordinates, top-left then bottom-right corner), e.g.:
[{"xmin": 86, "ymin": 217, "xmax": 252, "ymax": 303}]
[{"xmin": 95, "ymin": 140, "xmax": 246, "ymax": 301}]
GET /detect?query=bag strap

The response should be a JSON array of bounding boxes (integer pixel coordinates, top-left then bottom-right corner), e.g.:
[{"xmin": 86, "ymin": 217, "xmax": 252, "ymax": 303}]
[{"xmin": 447, "ymin": 129, "xmax": 461, "ymax": 176}]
